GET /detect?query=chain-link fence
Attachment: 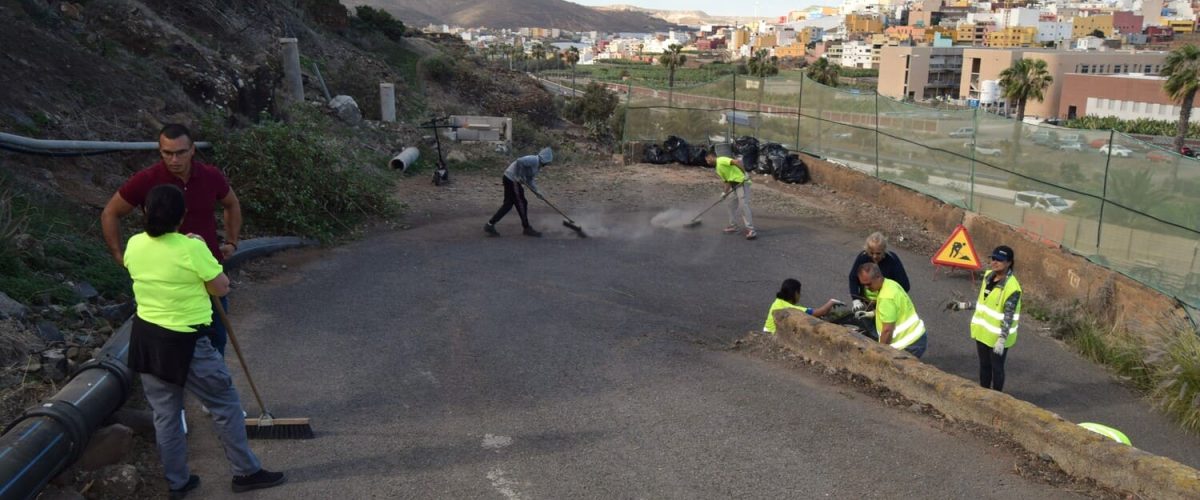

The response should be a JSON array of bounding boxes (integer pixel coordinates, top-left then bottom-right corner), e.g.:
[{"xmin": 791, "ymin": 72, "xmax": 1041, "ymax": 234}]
[{"xmin": 598, "ymin": 73, "xmax": 1200, "ymax": 309}]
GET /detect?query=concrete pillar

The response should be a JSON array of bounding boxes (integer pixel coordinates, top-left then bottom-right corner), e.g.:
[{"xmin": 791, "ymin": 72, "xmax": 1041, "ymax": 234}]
[
  {"xmin": 280, "ymin": 38, "xmax": 303, "ymax": 103},
  {"xmin": 379, "ymin": 83, "xmax": 396, "ymax": 122}
]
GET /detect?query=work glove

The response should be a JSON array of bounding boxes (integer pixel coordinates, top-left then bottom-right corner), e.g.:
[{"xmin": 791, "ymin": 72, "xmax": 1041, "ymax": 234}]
[
  {"xmin": 993, "ymin": 336, "xmax": 1007, "ymax": 356},
  {"xmin": 854, "ymin": 310, "xmax": 875, "ymax": 320},
  {"xmin": 945, "ymin": 300, "xmax": 972, "ymax": 312},
  {"xmin": 851, "ymin": 299, "xmax": 866, "ymax": 312}
]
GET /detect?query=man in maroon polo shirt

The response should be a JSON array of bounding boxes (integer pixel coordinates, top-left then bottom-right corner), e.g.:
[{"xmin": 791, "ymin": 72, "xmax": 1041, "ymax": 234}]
[{"xmin": 101, "ymin": 123, "xmax": 242, "ymax": 355}]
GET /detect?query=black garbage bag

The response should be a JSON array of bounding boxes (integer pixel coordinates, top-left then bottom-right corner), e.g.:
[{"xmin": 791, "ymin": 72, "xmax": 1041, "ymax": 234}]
[
  {"xmin": 775, "ymin": 154, "xmax": 810, "ymax": 184},
  {"xmin": 760, "ymin": 143, "xmax": 789, "ymax": 176},
  {"xmin": 733, "ymin": 136, "xmax": 760, "ymax": 172},
  {"xmin": 642, "ymin": 144, "xmax": 670, "ymax": 164},
  {"xmin": 685, "ymin": 145, "xmax": 710, "ymax": 166},
  {"xmin": 663, "ymin": 135, "xmax": 688, "ymax": 153}
]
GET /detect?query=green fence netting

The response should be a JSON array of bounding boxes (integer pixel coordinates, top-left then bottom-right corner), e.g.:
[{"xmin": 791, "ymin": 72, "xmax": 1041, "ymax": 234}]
[{"xmin": 609, "ymin": 72, "xmax": 1200, "ymax": 310}]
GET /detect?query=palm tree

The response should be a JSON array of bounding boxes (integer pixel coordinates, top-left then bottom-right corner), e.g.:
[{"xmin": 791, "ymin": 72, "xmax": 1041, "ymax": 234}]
[
  {"xmin": 659, "ymin": 43, "xmax": 687, "ymax": 106},
  {"xmin": 746, "ymin": 48, "xmax": 779, "ymax": 78},
  {"xmin": 566, "ymin": 47, "xmax": 581, "ymax": 97},
  {"xmin": 997, "ymin": 58, "xmax": 1052, "ymax": 122},
  {"xmin": 1161, "ymin": 44, "xmax": 1200, "ymax": 154},
  {"xmin": 531, "ymin": 43, "xmax": 545, "ymax": 71},
  {"xmin": 805, "ymin": 57, "xmax": 839, "ymax": 87}
]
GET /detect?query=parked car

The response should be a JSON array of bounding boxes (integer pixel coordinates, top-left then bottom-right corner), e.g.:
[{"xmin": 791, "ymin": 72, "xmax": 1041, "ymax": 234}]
[
  {"xmin": 949, "ymin": 127, "xmax": 974, "ymax": 138},
  {"xmin": 1059, "ymin": 133, "xmax": 1083, "ymax": 145},
  {"xmin": 1030, "ymin": 130, "xmax": 1058, "ymax": 146},
  {"xmin": 1098, "ymin": 144, "xmax": 1133, "ymax": 157},
  {"xmin": 1058, "ymin": 141, "xmax": 1084, "ymax": 152},
  {"xmin": 1014, "ymin": 191, "xmax": 1073, "ymax": 213},
  {"xmin": 1181, "ymin": 146, "xmax": 1197, "ymax": 158},
  {"xmin": 963, "ymin": 142, "xmax": 1002, "ymax": 156}
]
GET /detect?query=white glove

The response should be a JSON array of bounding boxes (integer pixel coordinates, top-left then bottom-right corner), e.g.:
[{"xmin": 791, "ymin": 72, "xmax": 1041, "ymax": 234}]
[
  {"xmin": 945, "ymin": 300, "xmax": 971, "ymax": 312},
  {"xmin": 851, "ymin": 299, "xmax": 866, "ymax": 312},
  {"xmin": 854, "ymin": 310, "xmax": 875, "ymax": 320},
  {"xmin": 993, "ymin": 336, "xmax": 1007, "ymax": 356}
]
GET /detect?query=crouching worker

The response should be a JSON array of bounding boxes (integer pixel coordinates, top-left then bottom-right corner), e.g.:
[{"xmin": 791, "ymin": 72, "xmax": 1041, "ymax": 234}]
[
  {"xmin": 856, "ymin": 262, "xmax": 928, "ymax": 358},
  {"xmin": 125, "ymin": 184, "xmax": 285, "ymax": 498},
  {"xmin": 763, "ymin": 278, "xmax": 842, "ymax": 334}
]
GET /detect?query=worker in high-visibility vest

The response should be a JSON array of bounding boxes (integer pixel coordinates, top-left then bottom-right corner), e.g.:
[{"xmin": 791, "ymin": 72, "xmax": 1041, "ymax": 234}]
[
  {"xmin": 947, "ymin": 245, "xmax": 1021, "ymax": 392},
  {"xmin": 855, "ymin": 262, "xmax": 928, "ymax": 358},
  {"xmin": 762, "ymin": 278, "xmax": 841, "ymax": 334}
]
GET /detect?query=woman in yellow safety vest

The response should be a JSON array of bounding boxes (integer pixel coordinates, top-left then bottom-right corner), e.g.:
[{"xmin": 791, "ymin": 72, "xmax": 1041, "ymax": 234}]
[
  {"xmin": 947, "ymin": 245, "xmax": 1022, "ymax": 392},
  {"xmin": 762, "ymin": 278, "xmax": 841, "ymax": 334}
]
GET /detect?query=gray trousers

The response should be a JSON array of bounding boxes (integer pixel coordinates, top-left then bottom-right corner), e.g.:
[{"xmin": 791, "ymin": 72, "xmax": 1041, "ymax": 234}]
[
  {"xmin": 727, "ymin": 182, "xmax": 754, "ymax": 229},
  {"xmin": 141, "ymin": 337, "xmax": 260, "ymax": 490}
]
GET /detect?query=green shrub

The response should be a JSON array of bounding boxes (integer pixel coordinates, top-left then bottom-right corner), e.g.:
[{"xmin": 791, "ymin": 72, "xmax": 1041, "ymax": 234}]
[
  {"xmin": 421, "ymin": 56, "xmax": 457, "ymax": 84},
  {"xmin": 352, "ymin": 6, "xmax": 405, "ymax": 41},
  {"xmin": 202, "ymin": 108, "xmax": 398, "ymax": 242}
]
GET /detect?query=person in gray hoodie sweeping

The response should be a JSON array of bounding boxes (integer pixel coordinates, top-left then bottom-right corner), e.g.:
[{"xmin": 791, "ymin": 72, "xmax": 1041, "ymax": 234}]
[{"xmin": 486, "ymin": 147, "xmax": 553, "ymax": 237}]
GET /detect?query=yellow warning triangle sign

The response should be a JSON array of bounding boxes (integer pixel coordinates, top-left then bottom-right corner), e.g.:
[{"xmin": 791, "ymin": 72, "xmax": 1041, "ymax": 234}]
[{"xmin": 931, "ymin": 225, "xmax": 983, "ymax": 270}]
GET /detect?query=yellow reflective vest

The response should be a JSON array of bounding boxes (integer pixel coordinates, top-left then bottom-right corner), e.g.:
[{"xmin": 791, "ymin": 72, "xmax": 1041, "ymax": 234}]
[
  {"xmin": 970, "ymin": 270, "xmax": 1022, "ymax": 348},
  {"xmin": 875, "ymin": 279, "xmax": 925, "ymax": 350},
  {"xmin": 763, "ymin": 298, "xmax": 807, "ymax": 334}
]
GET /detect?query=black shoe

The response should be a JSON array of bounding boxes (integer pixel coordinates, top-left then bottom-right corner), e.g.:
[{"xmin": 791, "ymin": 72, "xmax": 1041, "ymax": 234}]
[
  {"xmin": 523, "ymin": 227, "xmax": 542, "ymax": 237},
  {"xmin": 231, "ymin": 469, "xmax": 286, "ymax": 493},
  {"xmin": 484, "ymin": 222, "xmax": 499, "ymax": 236},
  {"xmin": 169, "ymin": 475, "xmax": 200, "ymax": 499}
]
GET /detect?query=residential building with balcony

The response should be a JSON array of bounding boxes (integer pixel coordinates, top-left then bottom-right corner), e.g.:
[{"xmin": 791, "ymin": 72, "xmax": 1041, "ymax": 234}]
[
  {"xmin": 959, "ymin": 48, "xmax": 1169, "ymax": 120},
  {"xmin": 879, "ymin": 45, "xmax": 964, "ymax": 101},
  {"xmin": 1036, "ymin": 21, "xmax": 1074, "ymax": 44},
  {"xmin": 845, "ymin": 14, "xmax": 884, "ymax": 36},
  {"xmin": 986, "ymin": 27, "xmax": 1039, "ymax": 47}
]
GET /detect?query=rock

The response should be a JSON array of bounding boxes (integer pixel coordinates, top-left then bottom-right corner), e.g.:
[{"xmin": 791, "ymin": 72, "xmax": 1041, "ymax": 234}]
[
  {"xmin": 71, "ymin": 303, "xmax": 90, "ymax": 317},
  {"xmin": 446, "ymin": 150, "xmax": 467, "ymax": 163},
  {"xmin": 88, "ymin": 464, "xmax": 140, "ymax": 498},
  {"xmin": 71, "ymin": 282, "xmax": 99, "ymax": 302},
  {"xmin": 77, "ymin": 424, "xmax": 134, "ymax": 471},
  {"xmin": 0, "ymin": 292, "xmax": 29, "ymax": 320},
  {"xmin": 59, "ymin": 2, "xmax": 83, "ymax": 21},
  {"xmin": 908, "ymin": 403, "xmax": 922, "ymax": 413},
  {"xmin": 35, "ymin": 321, "xmax": 64, "ymax": 342},
  {"xmin": 328, "ymin": 95, "xmax": 361, "ymax": 125},
  {"xmin": 24, "ymin": 360, "xmax": 41, "ymax": 373},
  {"xmin": 35, "ymin": 484, "xmax": 85, "ymax": 500},
  {"xmin": 40, "ymin": 349, "xmax": 69, "ymax": 381},
  {"xmin": 97, "ymin": 301, "xmax": 134, "ymax": 322},
  {"xmin": 109, "ymin": 408, "xmax": 155, "ymax": 435}
]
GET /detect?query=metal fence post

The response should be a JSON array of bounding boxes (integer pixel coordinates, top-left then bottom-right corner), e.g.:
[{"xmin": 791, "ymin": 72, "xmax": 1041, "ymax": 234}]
[
  {"xmin": 970, "ymin": 107, "xmax": 978, "ymax": 210},
  {"xmin": 732, "ymin": 74, "xmax": 738, "ymax": 140},
  {"xmin": 1097, "ymin": 129, "xmax": 1115, "ymax": 248},
  {"xmin": 874, "ymin": 92, "xmax": 880, "ymax": 178},
  {"xmin": 794, "ymin": 77, "xmax": 803, "ymax": 150}
]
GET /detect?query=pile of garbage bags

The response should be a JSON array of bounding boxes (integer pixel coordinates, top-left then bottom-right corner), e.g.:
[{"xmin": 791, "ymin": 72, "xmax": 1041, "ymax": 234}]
[
  {"xmin": 641, "ymin": 136, "xmax": 710, "ymax": 166},
  {"xmin": 640, "ymin": 135, "xmax": 809, "ymax": 184}
]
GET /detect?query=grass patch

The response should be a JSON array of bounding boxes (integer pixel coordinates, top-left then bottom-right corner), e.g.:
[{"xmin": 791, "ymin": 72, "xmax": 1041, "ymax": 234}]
[
  {"xmin": 1053, "ymin": 310, "xmax": 1200, "ymax": 431},
  {"xmin": 0, "ymin": 176, "xmax": 130, "ymax": 304},
  {"xmin": 201, "ymin": 106, "xmax": 400, "ymax": 242}
]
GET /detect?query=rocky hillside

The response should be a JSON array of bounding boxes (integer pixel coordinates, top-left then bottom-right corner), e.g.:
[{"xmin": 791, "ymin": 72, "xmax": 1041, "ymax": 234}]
[{"xmin": 346, "ymin": 0, "xmax": 679, "ymax": 31}]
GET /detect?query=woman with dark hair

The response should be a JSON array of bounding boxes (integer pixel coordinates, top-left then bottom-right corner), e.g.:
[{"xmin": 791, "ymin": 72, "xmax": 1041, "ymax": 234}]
[
  {"xmin": 125, "ymin": 184, "xmax": 284, "ymax": 498},
  {"xmin": 946, "ymin": 245, "xmax": 1022, "ymax": 392},
  {"xmin": 762, "ymin": 278, "xmax": 840, "ymax": 334}
]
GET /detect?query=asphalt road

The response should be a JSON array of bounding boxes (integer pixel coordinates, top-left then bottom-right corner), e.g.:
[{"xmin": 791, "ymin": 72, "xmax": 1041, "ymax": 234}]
[{"xmin": 180, "ymin": 171, "xmax": 1200, "ymax": 498}]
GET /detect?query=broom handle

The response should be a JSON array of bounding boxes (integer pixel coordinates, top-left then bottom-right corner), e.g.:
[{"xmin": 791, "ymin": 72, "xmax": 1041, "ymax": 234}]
[
  {"xmin": 211, "ymin": 295, "xmax": 270, "ymax": 415},
  {"xmin": 691, "ymin": 189, "xmax": 734, "ymax": 222},
  {"xmin": 525, "ymin": 184, "xmax": 576, "ymax": 223}
]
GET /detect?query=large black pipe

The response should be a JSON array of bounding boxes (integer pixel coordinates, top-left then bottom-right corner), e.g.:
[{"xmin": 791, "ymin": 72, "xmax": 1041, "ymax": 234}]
[{"xmin": 0, "ymin": 237, "xmax": 310, "ymax": 499}]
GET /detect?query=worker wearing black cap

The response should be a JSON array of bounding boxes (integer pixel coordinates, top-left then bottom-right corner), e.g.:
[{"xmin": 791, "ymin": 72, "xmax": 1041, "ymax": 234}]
[{"xmin": 946, "ymin": 245, "xmax": 1022, "ymax": 392}]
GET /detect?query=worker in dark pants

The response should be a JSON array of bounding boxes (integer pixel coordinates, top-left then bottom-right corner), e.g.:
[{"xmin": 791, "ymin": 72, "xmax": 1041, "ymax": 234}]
[
  {"xmin": 485, "ymin": 147, "xmax": 553, "ymax": 237},
  {"xmin": 947, "ymin": 246, "xmax": 1022, "ymax": 392}
]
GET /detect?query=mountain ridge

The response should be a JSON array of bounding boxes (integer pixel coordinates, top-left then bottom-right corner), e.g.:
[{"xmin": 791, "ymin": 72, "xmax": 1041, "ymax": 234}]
[{"xmin": 345, "ymin": 0, "xmax": 680, "ymax": 32}]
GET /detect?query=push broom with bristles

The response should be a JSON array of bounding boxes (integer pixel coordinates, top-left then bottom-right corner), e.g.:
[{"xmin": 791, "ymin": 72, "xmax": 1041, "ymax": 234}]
[
  {"xmin": 212, "ymin": 296, "xmax": 314, "ymax": 439},
  {"xmin": 683, "ymin": 190, "xmax": 734, "ymax": 228},
  {"xmin": 530, "ymin": 189, "xmax": 588, "ymax": 238}
]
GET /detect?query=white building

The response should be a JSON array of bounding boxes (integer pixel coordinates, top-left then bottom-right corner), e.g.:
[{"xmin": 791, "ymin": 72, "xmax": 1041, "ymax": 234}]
[
  {"xmin": 1000, "ymin": 7, "xmax": 1043, "ymax": 28},
  {"xmin": 841, "ymin": 40, "xmax": 876, "ymax": 69},
  {"xmin": 1036, "ymin": 21, "xmax": 1074, "ymax": 44},
  {"xmin": 1075, "ymin": 36, "xmax": 1104, "ymax": 50}
]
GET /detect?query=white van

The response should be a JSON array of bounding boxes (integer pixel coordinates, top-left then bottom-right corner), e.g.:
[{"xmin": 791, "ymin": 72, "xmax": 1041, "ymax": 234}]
[
  {"xmin": 949, "ymin": 127, "xmax": 974, "ymax": 138},
  {"xmin": 1014, "ymin": 191, "xmax": 1072, "ymax": 213}
]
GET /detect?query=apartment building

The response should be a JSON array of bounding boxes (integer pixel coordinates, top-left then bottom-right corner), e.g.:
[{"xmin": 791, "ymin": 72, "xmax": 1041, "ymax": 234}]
[
  {"xmin": 1059, "ymin": 73, "xmax": 1199, "ymax": 120},
  {"xmin": 1168, "ymin": 19, "xmax": 1197, "ymax": 34},
  {"xmin": 845, "ymin": 14, "xmax": 884, "ymax": 35},
  {"xmin": 841, "ymin": 40, "xmax": 879, "ymax": 68},
  {"xmin": 775, "ymin": 44, "xmax": 807, "ymax": 58},
  {"xmin": 1072, "ymin": 15, "xmax": 1114, "ymax": 39},
  {"xmin": 878, "ymin": 45, "xmax": 964, "ymax": 101},
  {"xmin": 1036, "ymin": 20, "xmax": 1074, "ymax": 44},
  {"xmin": 959, "ymin": 48, "xmax": 1169, "ymax": 120},
  {"xmin": 986, "ymin": 27, "xmax": 1038, "ymax": 47}
]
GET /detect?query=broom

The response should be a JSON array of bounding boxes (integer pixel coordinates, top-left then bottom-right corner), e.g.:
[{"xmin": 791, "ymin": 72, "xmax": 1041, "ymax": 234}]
[
  {"xmin": 683, "ymin": 189, "xmax": 734, "ymax": 228},
  {"xmin": 529, "ymin": 189, "xmax": 588, "ymax": 238},
  {"xmin": 212, "ymin": 296, "xmax": 314, "ymax": 439}
]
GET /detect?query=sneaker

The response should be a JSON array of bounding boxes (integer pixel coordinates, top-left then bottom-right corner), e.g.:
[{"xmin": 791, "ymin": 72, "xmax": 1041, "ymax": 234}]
[
  {"xmin": 231, "ymin": 469, "xmax": 286, "ymax": 493},
  {"xmin": 523, "ymin": 227, "xmax": 542, "ymax": 237},
  {"xmin": 169, "ymin": 474, "xmax": 200, "ymax": 499},
  {"xmin": 484, "ymin": 223, "xmax": 499, "ymax": 236},
  {"xmin": 745, "ymin": 229, "xmax": 758, "ymax": 240},
  {"xmin": 723, "ymin": 225, "xmax": 740, "ymax": 233}
]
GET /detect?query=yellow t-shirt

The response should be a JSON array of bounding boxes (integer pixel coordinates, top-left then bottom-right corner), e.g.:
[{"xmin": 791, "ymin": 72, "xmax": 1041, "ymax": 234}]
[
  {"xmin": 715, "ymin": 156, "xmax": 748, "ymax": 184},
  {"xmin": 763, "ymin": 298, "xmax": 809, "ymax": 334},
  {"xmin": 124, "ymin": 232, "xmax": 223, "ymax": 332}
]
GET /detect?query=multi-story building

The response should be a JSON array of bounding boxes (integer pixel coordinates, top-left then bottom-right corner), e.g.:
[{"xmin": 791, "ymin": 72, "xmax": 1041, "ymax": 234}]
[
  {"xmin": 999, "ymin": 7, "xmax": 1042, "ymax": 29},
  {"xmin": 959, "ymin": 48, "xmax": 1169, "ymax": 120},
  {"xmin": 986, "ymin": 27, "xmax": 1038, "ymax": 47},
  {"xmin": 841, "ymin": 40, "xmax": 877, "ymax": 68},
  {"xmin": 1072, "ymin": 15, "xmax": 1114, "ymax": 39},
  {"xmin": 825, "ymin": 43, "xmax": 845, "ymax": 66},
  {"xmin": 1059, "ymin": 73, "xmax": 1198, "ymax": 120},
  {"xmin": 775, "ymin": 44, "xmax": 807, "ymax": 59},
  {"xmin": 1168, "ymin": 19, "xmax": 1197, "ymax": 34},
  {"xmin": 879, "ymin": 45, "xmax": 964, "ymax": 101},
  {"xmin": 1112, "ymin": 12, "xmax": 1145, "ymax": 35},
  {"xmin": 845, "ymin": 14, "xmax": 884, "ymax": 36},
  {"xmin": 729, "ymin": 29, "xmax": 750, "ymax": 52},
  {"xmin": 1036, "ymin": 20, "xmax": 1074, "ymax": 45}
]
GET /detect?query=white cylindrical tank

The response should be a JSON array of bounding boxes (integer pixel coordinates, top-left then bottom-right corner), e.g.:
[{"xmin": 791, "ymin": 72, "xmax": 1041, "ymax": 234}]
[{"xmin": 979, "ymin": 80, "xmax": 1000, "ymax": 104}]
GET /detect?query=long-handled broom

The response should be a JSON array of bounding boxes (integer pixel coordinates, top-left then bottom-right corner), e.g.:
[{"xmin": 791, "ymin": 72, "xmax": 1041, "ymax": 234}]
[
  {"xmin": 683, "ymin": 189, "xmax": 734, "ymax": 228},
  {"xmin": 212, "ymin": 296, "xmax": 314, "ymax": 439},
  {"xmin": 530, "ymin": 190, "xmax": 588, "ymax": 238}
]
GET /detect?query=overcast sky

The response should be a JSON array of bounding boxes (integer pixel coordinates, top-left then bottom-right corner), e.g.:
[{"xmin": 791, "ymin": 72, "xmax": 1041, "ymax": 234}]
[{"xmin": 570, "ymin": 0, "xmax": 825, "ymax": 18}]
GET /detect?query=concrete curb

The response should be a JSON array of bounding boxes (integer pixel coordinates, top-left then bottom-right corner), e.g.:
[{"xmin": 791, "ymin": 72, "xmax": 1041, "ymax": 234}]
[{"xmin": 773, "ymin": 309, "xmax": 1200, "ymax": 500}]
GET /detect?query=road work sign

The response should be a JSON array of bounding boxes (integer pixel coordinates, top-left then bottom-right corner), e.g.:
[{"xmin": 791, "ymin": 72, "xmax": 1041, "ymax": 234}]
[{"xmin": 932, "ymin": 225, "xmax": 982, "ymax": 270}]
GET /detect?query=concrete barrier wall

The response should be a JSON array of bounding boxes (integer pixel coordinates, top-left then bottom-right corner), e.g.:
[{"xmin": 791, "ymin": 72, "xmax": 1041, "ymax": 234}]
[
  {"xmin": 802, "ymin": 154, "xmax": 1187, "ymax": 333},
  {"xmin": 773, "ymin": 309, "xmax": 1200, "ymax": 499}
]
